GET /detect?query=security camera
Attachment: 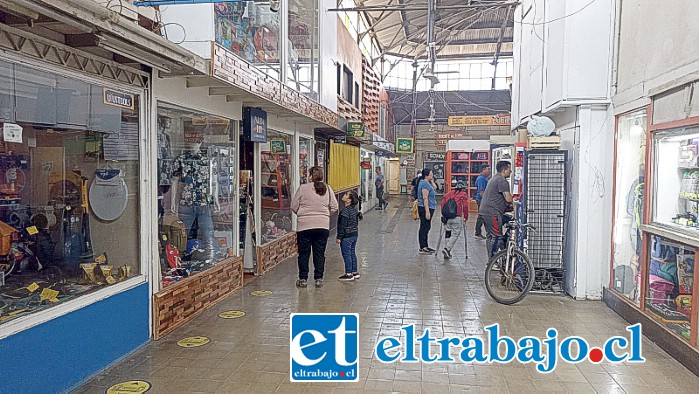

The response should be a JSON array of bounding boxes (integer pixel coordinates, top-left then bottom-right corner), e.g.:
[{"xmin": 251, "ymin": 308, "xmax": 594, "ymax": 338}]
[{"xmin": 269, "ymin": 0, "xmax": 280, "ymax": 12}]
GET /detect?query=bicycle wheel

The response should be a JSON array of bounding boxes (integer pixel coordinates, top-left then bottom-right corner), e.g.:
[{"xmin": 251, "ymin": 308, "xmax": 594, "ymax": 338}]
[{"xmin": 485, "ymin": 249, "xmax": 535, "ymax": 305}]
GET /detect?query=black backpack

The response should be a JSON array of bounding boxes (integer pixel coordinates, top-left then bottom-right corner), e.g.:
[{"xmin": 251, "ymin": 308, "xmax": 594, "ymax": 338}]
[
  {"xmin": 412, "ymin": 178, "xmax": 420, "ymax": 199},
  {"xmin": 442, "ymin": 197, "xmax": 458, "ymax": 220}
]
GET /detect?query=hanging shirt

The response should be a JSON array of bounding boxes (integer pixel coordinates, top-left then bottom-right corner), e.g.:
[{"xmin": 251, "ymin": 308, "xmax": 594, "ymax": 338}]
[{"xmin": 172, "ymin": 151, "xmax": 214, "ymax": 206}]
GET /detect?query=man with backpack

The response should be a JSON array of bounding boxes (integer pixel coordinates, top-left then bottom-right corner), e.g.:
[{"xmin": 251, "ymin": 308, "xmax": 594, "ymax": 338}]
[{"xmin": 440, "ymin": 181, "xmax": 470, "ymax": 259}]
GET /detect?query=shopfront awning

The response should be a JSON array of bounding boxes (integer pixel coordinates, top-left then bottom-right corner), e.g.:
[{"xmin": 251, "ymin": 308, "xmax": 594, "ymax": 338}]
[{"xmin": 0, "ymin": 0, "xmax": 208, "ymax": 75}]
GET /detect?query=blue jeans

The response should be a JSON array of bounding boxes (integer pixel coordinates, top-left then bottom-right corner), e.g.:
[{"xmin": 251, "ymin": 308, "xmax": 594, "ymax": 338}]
[
  {"xmin": 179, "ymin": 204, "xmax": 216, "ymax": 259},
  {"xmin": 340, "ymin": 235, "xmax": 358, "ymax": 274}
]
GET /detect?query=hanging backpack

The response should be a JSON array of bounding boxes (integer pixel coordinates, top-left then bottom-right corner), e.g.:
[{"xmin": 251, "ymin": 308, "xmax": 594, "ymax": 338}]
[
  {"xmin": 162, "ymin": 215, "xmax": 188, "ymax": 254},
  {"xmin": 442, "ymin": 197, "xmax": 458, "ymax": 220}
]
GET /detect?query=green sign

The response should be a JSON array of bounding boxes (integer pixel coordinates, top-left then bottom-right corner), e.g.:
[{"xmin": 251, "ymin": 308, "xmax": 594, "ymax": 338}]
[
  {"xmin": 270, "ymin": 139, "xmax": 287, "ymax": 154},
  {"xmin": 347, "ymin": 122, "xmax": 365, "ymax": 138},
  {"xmin": 396, "ymin": 138, "xmax": 414, "ymax": 154}
]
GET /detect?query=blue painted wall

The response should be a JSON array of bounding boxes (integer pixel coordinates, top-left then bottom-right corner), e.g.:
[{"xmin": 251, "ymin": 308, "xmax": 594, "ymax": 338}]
[{"xmin": 0, "ymin": 283, "xmax": 150, "ymax": 393}]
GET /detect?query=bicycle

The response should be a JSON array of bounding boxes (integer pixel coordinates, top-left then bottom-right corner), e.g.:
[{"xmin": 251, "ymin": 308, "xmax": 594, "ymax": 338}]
[{"xmin": 484, "ymin": 219, "xmax": 536, "ymax": 305}]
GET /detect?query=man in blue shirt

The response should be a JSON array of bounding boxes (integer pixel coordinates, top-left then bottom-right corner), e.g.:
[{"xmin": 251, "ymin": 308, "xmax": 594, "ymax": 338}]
[{"xmin": 474, "ymin": 164, "xmax": 491, "ymax": 239}]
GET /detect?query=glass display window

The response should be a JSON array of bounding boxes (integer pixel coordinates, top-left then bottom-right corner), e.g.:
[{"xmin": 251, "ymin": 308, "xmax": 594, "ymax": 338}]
[
  {"xmin": 645, "ymin": 234, "xmax": 694, "ymax": 343},
  {"xmin": 0, "ymin": 60, "xmax": 142, "ymax": 325},
  {"xmin": 156, "ymin": 103, "xmax": 237, "ymax": 289},
  {"xmin": 611, "ymin": 109, "xmax": 647, "ymax": 303},
  {"xmin": 260, "ymin": 131, "xmax": 293, "ymax": 245},
  {"xmin": 652, "ymin": 126, "xmax": 699, "ymax": 236},
  {"xmin": 214, "ymin": 1, "xmax": 281, "ymax": 80},
  {"xmin": 299, "ymin": 136, "xmax": 312, "ymax": 185},
  {"xmin": 287, "ymin": 0, "xmax": 319, "ymax": 100}
]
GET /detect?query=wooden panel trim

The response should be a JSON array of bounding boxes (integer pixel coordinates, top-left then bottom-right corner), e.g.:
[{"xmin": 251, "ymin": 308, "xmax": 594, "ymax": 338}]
[{"xmin": 153, "ymin": 256, "xmax": 244, "ymax": 339}]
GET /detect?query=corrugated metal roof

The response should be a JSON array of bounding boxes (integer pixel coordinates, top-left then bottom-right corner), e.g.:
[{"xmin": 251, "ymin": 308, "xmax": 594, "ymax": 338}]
[{"xmin": 362, "ymin": 0, "xmax": 515, "ymax": 60}]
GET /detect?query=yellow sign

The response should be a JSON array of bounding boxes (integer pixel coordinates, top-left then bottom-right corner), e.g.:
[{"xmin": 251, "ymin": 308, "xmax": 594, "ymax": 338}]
[
  {"xmin": 106, "ymin": 380, "xmax": 151, "ymax": 394},
  {"xmin": 177, "ymin": 336, "xmax": 210, "ymax": 348},
  {"xmin": 26, "ymin": 226, "xmax": 38, "ymax": 235},
  {"xmin": 250, "ymin": 290, "xmax": 273, "ymax": 296},
  {"xmin": 447, "ymin": 114, "xmax": 511, "ymax": 127},
  {"xmin": 39, "ymin": 288, "xmax": 59, "ymax": 302},
  {"xmin": 218, "ymin": 310, "xmax": 246, "ymax": 319},
  {"xmin": 27, "ymin": 283, "xmax": 39, "ymax": 293}
]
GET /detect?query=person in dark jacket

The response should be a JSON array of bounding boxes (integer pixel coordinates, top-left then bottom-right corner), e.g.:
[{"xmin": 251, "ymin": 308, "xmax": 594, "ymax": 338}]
[{"xmin": 337, "ymin": 191, "xmax": 363, "ymax": 281}]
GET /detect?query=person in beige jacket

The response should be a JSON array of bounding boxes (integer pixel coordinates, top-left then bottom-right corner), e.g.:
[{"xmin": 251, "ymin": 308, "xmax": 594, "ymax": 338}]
[{"xmin": 291, "ymin": 166, "xmax": 339, "ymax": 288}]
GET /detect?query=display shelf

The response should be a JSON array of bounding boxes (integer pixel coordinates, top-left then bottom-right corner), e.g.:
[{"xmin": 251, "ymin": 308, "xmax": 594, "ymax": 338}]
[{"xmin": 446, "ymin": 149, "xmax": 490, "ymax": 213}]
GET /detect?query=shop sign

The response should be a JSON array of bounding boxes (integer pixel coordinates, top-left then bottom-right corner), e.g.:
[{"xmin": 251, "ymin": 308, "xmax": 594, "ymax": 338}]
[
  {"xmin": 184, "ymin": 130, "xmax": 204, "ymax": 143},
  {"xmin": 347, "ymin": 122, "xmax": 366, "ymax": 138},
  {"xmin": 396, "ymin": 138, "xmax": 414, "ymax": 154},
  {"xmin": 332, "ymin": 135, "xmax": 347, "ymax": 144},
  {"xmin": 243, "ymin": 107, "xmax": 268, "ymax": 143},
  {"xmin": 270, "ymin": 139, "xmax": 287, "ymax": 154},
  {"xmin": 425, "ymin": 152, "xmax": 446, "ymax": 161},
  {"xmin": 447, "ymin": 113, "xmax": 511, "ymax": 127},
  {"xmin": 106, "ymin": 381, "xmax": 151, "ymax": 394},
  {"xmin": 177, "ymin": 336, "xmax": 211, "ymax": 348},
  {"xmin": 103, "ymin": 88, "xmax": 135, "ymax": 110},
  {"xmin": 192, "ymin": 117, "xmax": 230, "ymax": 126},
  {"xmin": 2, "ymin": 123, "xmax": 22, "ymax": 143},
  {"xmin": 361, "ymin": 162, "xmax": 372, "ymax": 170},
  {"xmin": 375, "ymin": 150, "xmax": 386, "ymax": 157},
  {"xmin": 436, "ymin": 132, "xmax": 465, "ymax": 139}
]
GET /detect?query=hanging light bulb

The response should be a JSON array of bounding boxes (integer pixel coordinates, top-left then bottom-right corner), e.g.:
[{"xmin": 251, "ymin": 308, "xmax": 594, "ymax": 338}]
[{"xmin": 630, "ymin": 119, "xmax": 644, "ymax": 136}]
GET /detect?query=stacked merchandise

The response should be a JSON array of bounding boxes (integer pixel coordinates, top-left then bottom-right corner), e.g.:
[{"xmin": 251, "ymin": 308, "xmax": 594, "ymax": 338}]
[{"xmin": 646, "ymin": 236, "xmax": 693, "ymax": 341}]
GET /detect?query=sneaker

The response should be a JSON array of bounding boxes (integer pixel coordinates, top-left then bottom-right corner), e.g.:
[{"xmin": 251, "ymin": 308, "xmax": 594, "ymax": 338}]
[
  {"xmin": 475, "ymin": 234, "xmax": 486, "ymax": 240},
  {"xmin": 352, "ymin": 272, "xmax": 361, "ymax": 279},
  {"xmin": 338, "ymin": 274, "xmax": 354, "ymax": 282},
  {"xmin": 426, "ymin": 247, "xmax": 436, "ymax": 253},
  {"xmin": 375, "ymin": 207, "xmax": 383, "ymax": 210},
  {"xmin": 442, "ymin": 249, "xmax": 452, "ymax": 259},
  {"xmin": 315, "ymin": 279, "xmax": 323, "ymax": 287},
  {"xmin": 419, "ymin": 248, "xmax": 431, "ymax": 254},
  {"xmin": 296, "ymin": 279, "xmax": 307, "ymax": 288}
]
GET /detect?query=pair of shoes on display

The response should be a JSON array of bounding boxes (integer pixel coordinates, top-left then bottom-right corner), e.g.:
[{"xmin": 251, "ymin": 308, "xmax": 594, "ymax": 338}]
[
  {"xmin": 442, "ymin": 249, "xmax": 453, "ymax": 259},
  {"xmin": 338, "ymin": 274, "xmax": 354, "ymax": 282}
]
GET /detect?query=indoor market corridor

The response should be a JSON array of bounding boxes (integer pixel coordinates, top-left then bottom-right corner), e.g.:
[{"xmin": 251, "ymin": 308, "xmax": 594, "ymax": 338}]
[{"xmin": 75, "ymin": 197, "xmax": 699, "ymax": 393}]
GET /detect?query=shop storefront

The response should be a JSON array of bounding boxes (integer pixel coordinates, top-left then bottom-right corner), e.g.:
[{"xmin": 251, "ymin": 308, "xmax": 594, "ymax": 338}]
[
  {"xmin": 607, "ymin": 104, "xmax": 699, "ymax": 372},
  {"xmin": 150, "ymin": 76, "xmax": 244, "ymax": 339},
  {"xmin": 0, "ymin": 56, "xmax": 150, "ymax": 391},
  {"xmin": 360, "ymin": 148, "xmax": 375, "ymax": 211},
  {"xmin": 423, "ymin": 152, "xmax": 447, "ymax": 195}
]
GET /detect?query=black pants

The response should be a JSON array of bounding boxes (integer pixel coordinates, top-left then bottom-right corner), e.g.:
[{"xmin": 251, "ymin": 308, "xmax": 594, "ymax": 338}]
[
  {"xmin": 418, "ymin": 206, "xmax": 435, "ymax": 249},
  {"xmin": 481, "ymin": 214, "xmax": 507, "ymax": 258},
  {"xmin": 475, "ymin": 200, "xmax": 485, "ymax": 236},
  {"xmin": 377, "ymin": 186, "xmax": 385, "ymax": 208},
  {"xmin": 297, "ymin": 228, "xmax": 330, "ymax": 280}
]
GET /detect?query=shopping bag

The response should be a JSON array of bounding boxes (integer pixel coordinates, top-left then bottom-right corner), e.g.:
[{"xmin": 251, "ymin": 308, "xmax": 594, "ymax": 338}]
[{"xmin": 412, "ymin": 200, "xmax": 419, "ymax": 221}]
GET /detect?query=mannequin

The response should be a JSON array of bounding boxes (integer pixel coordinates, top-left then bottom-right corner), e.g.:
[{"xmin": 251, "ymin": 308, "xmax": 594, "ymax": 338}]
[{"xmin": 171, "ymin": 140, "xmax": 220, "ymax": 261}]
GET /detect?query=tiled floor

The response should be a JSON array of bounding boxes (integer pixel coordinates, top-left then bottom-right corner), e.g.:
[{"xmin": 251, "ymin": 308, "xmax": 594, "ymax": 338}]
[{"xmin": 75, "ymin": 197, "xmax": 699, "ymax": 393}]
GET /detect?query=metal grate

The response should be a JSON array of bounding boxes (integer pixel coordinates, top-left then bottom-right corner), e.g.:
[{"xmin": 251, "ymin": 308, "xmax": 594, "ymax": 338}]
[{"xmin": 525, "ymin": 151, "xmax": 567, "ymax": 269}]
